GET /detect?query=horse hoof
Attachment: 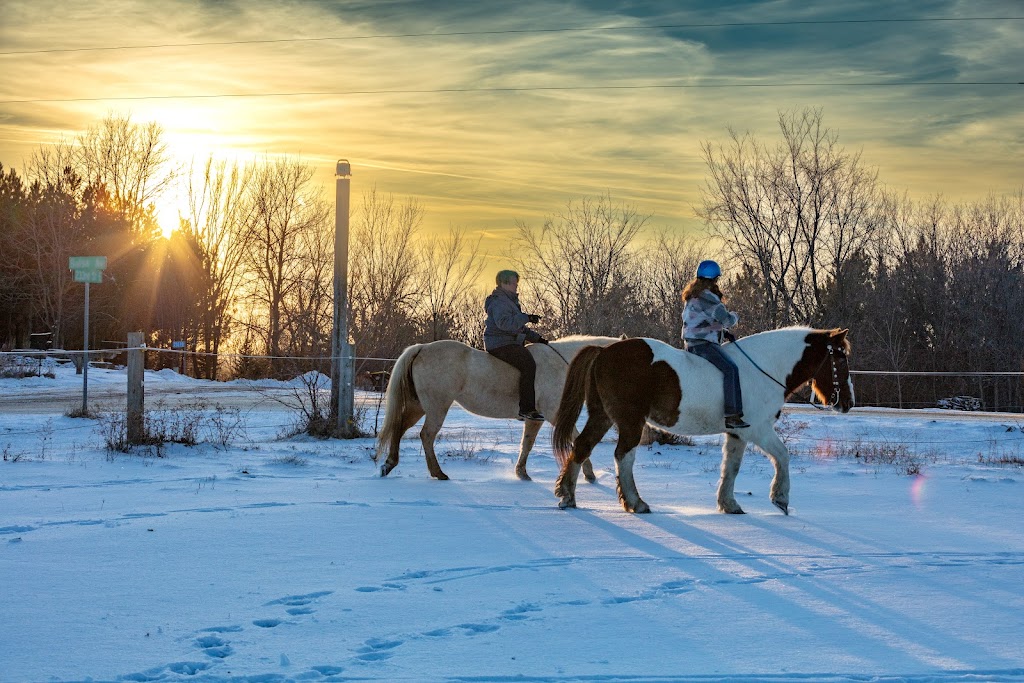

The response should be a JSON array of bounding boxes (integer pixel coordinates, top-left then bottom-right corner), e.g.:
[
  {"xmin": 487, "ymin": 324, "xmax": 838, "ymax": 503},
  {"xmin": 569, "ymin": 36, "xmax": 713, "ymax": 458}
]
[
  {"xmin": 773, "ymin": 501, "xmax": 789, "ymax": 515},
  {"xmin": 515, "ymin": 469, "xmax": 532, "ymax": 481},
  {"xmin": 719, "ymin": 505, "xmax": 745, "ymax": 514},
  {"xmin": 380, "ymin": 465, "xmax": 391, "ymax": 478},
  {"xmin": 434, "ymin": 472, "xmax": 450, "ymax": 481},
  {"xmin": 583, "ymin": 472, "xmax": 597, "ymax": 484},
  {"xmin": 633, "ymin": 501, "xmax": 650, "ymax": 514},
  {"xmin": 557, "ymin": 498, "xmax": 576, "ymax": 510}
]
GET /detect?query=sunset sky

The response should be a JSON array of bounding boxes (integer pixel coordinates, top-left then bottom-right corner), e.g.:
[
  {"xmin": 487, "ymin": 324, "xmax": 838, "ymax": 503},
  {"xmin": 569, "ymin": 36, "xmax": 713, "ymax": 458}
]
[{"xmin": 1, "ymin": 0, "xmax": 1022, "ymax": 260}]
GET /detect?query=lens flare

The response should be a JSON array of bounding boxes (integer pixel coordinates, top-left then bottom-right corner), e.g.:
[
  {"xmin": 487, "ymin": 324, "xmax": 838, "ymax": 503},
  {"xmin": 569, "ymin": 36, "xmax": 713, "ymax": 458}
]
[{"xmin": 910, "ymin": 473, "xmax": 928, "ymax": 508}]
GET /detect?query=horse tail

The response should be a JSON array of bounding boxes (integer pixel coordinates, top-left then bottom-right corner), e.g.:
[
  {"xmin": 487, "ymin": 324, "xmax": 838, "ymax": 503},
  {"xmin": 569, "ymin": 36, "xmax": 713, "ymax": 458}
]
[
  {"xmin": 552, "ymin": 345, "xmax": 603, "ymax": 467},
  {"xmin": 374, "ymin": 345, "xmax": 423, "ymax": 463}
]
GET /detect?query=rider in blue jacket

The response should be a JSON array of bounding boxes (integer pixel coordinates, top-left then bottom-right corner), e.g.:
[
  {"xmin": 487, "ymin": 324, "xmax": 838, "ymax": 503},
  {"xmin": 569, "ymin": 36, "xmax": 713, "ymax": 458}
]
[
  {"xmin": 484, "ymin": 270, "xmax": 547, "ymax": 421},
  {"xmin": 682, "ymin": 260, "xmax": 749, "ymax": 430}
]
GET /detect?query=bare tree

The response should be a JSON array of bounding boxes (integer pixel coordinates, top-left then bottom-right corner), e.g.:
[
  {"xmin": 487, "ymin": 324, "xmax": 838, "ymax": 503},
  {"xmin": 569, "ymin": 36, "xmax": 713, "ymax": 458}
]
[
  {"xmin": 416, "ymin": 226, "xmax": 485, "ymax": 341},
  {"xmin": 181, "ymin": 157, "xmax": 251, "ymax": 378},
  {"xmin": 698, "ymin": 107, "xmax": 881, "ymax": 327},
  {"xmin": 511, "ymin": 193, "xmax": 648, "ymax": 337},
  {"xmin": 347, "ymin": 187, "xmax": 423, "ymax": 359},
  {"xmin": 637, "ymin": 229, "xmax": 704, "ymax": 342},
  {"xmin": 285, "ymin": 219, "xmax": 335, "ymax": 358},
  {"xmin": 75, "ymin": 113, "xmax": 178, "ymax": 238},
  {"xmin": 240, "ymin": 156, "xmax": 330, "ymax": 365}
]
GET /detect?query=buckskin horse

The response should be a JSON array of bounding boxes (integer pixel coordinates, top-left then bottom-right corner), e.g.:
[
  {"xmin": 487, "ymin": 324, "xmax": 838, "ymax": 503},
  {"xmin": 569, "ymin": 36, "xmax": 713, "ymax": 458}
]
[
  {"xmin": 376, "ymin": 335, "xmax": 621, "ymax": 481},
  {"xmin": 553, "ymin": 327, "xmax": 854, "ymax": 514}
]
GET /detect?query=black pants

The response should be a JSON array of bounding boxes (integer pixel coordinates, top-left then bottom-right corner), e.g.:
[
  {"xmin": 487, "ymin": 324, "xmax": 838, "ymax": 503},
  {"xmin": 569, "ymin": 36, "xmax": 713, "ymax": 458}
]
[{"xmin": 488, "ymin": 344, "xmax": 537, "ymax": 413}]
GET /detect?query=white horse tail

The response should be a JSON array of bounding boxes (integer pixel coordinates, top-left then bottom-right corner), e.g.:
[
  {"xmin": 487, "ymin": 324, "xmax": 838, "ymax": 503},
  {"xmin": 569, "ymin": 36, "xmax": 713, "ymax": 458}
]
[
  {"xmin": 374, "ymin": 344, "xmax": 424, "ymax": 463},
  {"xmin": 552, "ymin": 345, "xmax": 604, "ymax": 467}
]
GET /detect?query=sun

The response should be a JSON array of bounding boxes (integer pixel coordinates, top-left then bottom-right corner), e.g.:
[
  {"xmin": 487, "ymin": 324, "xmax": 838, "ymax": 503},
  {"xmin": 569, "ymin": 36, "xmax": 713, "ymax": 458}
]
[{"xmin": 155, "ymin": 201, "xmax": 184, "ymax": 239}]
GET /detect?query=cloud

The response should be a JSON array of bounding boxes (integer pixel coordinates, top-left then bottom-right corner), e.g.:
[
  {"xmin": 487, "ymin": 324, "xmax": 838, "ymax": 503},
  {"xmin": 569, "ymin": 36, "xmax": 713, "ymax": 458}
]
[{"xmin": 1, "ymin": 0, "xmax": 1021, "ymax": 253}]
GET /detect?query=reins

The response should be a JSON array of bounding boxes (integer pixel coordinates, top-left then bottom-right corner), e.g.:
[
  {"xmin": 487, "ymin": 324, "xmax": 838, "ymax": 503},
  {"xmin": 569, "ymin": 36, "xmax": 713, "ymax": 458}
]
[
  {"xmin": 730, "ymin": 339, "xmax": 844, "ymax": 409},
  {"xmin": 540, "ymin": 341, "xmax": 571, "ymax": 365},
  {"xmin": 729, "ymin": 339, "xmax": 788, "ymax": 392}
]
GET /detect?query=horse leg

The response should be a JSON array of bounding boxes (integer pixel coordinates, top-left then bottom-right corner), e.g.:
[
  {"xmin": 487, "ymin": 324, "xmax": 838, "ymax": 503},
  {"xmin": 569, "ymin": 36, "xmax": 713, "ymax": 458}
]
[
  {"xmin": 514, "ymin": 419, "xmax": 543, "ymax": 480},
  {"xmin": 754, "ymin": 430, "xmax": 791, "ymax": 515},
  {"xmin": 381, "ymin": 406, "xmax": 424, "ymax": 477},
  {"xmin": 717, "ymin": 432, "xmax": 748, "ymax": 514},
  {"xmin": 581, "ymin": 436, "xmax": 597, "ymax": 485},
  {"xmin": 419, "ymin": 408, "xmax": 451, "ymax": 481},
  {"xmin": 555, "ymin": 411, "xmax": 611, "ymax": 509},
  {"xmin": 613, "ymin": 421, "xmax": 649, "ymax": 513}
]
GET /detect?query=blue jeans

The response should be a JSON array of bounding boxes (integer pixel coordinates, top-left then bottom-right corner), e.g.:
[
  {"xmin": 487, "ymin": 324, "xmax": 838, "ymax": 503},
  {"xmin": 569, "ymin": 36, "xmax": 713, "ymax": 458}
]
[{"xmin": 685, "ymin": 340, "xmax": 743, "ymax": 417}]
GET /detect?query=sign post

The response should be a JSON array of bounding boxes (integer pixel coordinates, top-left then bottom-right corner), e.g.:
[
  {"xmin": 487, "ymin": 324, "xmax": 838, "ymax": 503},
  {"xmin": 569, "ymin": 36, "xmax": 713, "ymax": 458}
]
[{"xmin": 70, "ymin": 256, "xmax": 107, "ymax": 414}]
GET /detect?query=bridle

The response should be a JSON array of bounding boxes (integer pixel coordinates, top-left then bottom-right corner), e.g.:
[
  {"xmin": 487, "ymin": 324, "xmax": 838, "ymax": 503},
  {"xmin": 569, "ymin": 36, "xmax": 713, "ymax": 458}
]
[
  {"xmin": 808, "ymin": 343, "xmax": 848, "ymax": 410},
  {"xmin": 732, "ymin": 337, "xmax": 848, "ymax": 411}
]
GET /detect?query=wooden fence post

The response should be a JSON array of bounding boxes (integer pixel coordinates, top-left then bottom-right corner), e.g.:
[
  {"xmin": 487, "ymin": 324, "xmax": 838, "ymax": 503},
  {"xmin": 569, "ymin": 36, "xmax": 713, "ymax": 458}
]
[{"xmin": 127, "ymin": 331, "xmax": 145, "ymax": 444}]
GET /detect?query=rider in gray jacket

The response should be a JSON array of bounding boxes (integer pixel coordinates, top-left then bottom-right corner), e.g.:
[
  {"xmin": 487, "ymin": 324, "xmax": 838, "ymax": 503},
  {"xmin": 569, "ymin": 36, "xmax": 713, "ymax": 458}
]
[
  {"xmin": 682, "ymin": 260, "xmax": 748, "ymax": 430},
  {"xmin": 484, "ymin": 270, "xmax": 547, "ymax": 421}
]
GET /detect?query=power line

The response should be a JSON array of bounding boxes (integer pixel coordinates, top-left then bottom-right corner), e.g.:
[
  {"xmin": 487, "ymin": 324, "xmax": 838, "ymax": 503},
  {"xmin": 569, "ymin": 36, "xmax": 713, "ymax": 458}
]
[
  {"xmin": 1, "ymin": 16, "xmax": 1022, "ymax": 56},
  {"xmin": 2, "ymin": 81, "xmax": 1020, "ymax": 105}
]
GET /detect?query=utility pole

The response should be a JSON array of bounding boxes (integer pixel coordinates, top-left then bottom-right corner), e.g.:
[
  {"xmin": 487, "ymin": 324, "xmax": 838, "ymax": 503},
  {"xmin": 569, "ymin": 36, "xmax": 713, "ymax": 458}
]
[{"xmin": 330, "ymin": 160, "xmax": 355, "ymax": 436}]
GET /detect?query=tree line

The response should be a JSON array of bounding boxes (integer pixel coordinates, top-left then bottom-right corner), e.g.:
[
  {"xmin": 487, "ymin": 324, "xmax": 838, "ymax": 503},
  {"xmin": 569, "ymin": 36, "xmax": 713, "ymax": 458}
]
[{"xmin": 2, "ymin": 110, "xmax": 1023, "ymax": 410}]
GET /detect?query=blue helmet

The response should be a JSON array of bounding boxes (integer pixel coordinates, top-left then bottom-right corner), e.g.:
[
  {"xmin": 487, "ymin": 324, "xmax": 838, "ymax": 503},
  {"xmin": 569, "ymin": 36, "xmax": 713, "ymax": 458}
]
[{"xmin": 696, "ymin": 260, "xmax": 721, "ymax": 279}]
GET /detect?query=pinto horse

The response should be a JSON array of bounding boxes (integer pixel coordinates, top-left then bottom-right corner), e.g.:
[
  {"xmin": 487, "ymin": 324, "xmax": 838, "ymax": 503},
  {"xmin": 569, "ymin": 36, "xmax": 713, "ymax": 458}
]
[
  {"xmin": 376, "ymin": 335, "xmax": 621, "ymax": 481},
  {"xmin": 553, "ymin": 327, "xmax": 854, "ymax": 514}
]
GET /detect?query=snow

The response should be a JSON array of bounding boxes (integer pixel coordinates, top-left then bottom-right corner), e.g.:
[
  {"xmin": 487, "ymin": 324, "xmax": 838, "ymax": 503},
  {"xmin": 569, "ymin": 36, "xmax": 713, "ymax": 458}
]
[{"xmin": 2, "ymin": 363, "xmax": 1024, "ymax": 682}]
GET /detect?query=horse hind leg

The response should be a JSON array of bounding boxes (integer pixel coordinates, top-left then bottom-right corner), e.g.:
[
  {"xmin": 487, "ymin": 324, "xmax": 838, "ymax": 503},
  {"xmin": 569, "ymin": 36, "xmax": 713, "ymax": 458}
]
[
  {"xmin": 381, "ymin": 405, "xmax": 424, "ymax": 477},
  {"xmin": 514, "ymin": 419, "xmax": 544, "ymax": 480},
  {"xmin": 613, "ymin": 422, "xmax": 649, "ymax": 513},
  {"xmin": 418, "ymin": 410, "xmax": 452, "ymax": 480},
  {"xmin": 555, "ymin": 410, "xmax": 611, "ymax": 509},
  {"xmin": 581, "ymin": 444, "xmax": 597, "ymax": 484},
  {"xmin": 717, "ymin": 432, "xmax": 748, "ymax": 514}
]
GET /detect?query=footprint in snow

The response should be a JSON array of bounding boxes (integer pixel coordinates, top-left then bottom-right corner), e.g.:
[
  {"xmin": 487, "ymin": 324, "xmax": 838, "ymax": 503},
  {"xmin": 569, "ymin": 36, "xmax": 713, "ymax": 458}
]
[{"xmin": 194, "ymin": 634, "xmax": 233, "ymax": 659}]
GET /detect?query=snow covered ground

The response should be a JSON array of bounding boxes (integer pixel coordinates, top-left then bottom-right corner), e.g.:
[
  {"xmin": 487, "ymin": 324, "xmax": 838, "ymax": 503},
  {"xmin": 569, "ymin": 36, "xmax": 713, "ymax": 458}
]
[{"xmin": 2, "ymin": 363, "xmax": 1024, "ymax": 683}]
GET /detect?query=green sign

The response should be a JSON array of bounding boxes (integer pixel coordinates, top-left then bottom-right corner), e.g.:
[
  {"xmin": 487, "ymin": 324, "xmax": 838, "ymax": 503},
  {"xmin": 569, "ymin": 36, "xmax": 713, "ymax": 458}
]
[
  {"xmin": 69, "ymin": 256, "xmax": 107, "ymax": 270},
  {"xmin": 73, "ymin": 269, "xmax": 103, "ymax": 284}
]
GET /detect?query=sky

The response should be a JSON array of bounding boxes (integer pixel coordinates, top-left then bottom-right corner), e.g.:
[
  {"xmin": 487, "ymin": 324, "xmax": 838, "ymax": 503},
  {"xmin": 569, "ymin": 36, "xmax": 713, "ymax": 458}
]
[
  {"xmin": 1, "ymin": 0, "xmax": 1023, "ymax": 261},
  {"xmin": 2, "ymin": 361, "xmax": 1024, "ymax": 680}
]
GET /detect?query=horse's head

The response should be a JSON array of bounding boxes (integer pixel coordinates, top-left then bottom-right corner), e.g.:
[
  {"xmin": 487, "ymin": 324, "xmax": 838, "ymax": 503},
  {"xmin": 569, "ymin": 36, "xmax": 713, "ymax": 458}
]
[{"xmin": 807, "ymin": 329, "xmax": 855, "ymax": 413}]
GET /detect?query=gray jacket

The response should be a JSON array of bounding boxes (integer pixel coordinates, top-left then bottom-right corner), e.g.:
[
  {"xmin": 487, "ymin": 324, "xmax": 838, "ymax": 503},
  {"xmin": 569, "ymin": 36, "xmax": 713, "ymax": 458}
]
[
  {"xmin": 483, "ymin": 287, "xmax": 542, "ymax": 351},
  {"xmin": 682, "ymin": 289, "xmax": 738, "ymax": 344}
]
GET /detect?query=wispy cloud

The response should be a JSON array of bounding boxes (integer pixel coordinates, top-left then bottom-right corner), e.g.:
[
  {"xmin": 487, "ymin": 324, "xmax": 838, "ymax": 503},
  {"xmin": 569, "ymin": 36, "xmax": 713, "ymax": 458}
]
[{"xmin": 1, "ymin": 0, "xmax": 1021, "ymax": 248}]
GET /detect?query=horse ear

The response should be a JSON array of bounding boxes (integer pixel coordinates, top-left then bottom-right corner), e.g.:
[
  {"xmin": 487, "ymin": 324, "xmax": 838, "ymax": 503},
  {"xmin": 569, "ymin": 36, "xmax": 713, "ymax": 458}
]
[
  {"xmin": 831, "ymin": 328, "xmax": 848, "ymax": 340},
  {"xmin": 619, "ymin": 333, "xmax": 628, "ymax": 340}
]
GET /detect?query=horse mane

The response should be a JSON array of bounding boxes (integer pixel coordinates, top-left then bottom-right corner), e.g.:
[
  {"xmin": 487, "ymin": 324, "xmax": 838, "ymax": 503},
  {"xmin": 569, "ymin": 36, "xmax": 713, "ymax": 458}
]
[{"xmin": 554, "ymin": 334, "xmax": 624, "ymax": 343}]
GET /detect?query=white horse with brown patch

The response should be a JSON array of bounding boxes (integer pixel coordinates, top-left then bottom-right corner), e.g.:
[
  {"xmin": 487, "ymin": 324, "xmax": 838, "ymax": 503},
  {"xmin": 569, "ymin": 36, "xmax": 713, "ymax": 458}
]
[
  {"xmin": 553, "ymin": 327, "xmax": 854, "ymax": 514},
  {"xmin": 376, "ymin": 335, "xmax": 621, "ymax": 481}
]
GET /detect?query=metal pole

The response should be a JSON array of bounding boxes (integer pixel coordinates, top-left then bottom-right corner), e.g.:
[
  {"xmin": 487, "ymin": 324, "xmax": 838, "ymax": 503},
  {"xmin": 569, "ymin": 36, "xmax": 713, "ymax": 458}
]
[
  {"xmin": 82, "ymin": 281, "xmax": 90, "ymax": 414},
  {"xmin": 331, "ymin": 160, "xmax": 355, "ymax": 436}
]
